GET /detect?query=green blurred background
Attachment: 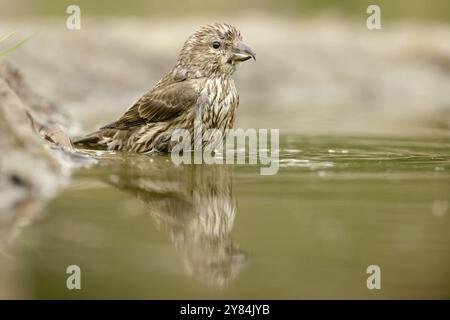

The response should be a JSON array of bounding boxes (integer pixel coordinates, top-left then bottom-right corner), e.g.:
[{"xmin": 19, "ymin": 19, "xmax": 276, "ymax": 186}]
[{"xmin": 2, "ymin": 0, "xmax": 450, "ymax": 22}]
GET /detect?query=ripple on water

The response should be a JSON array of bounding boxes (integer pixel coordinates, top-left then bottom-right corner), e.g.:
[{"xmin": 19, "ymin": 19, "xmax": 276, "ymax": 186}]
[{"xmin": 278, "ymin": 158, "xmax": 335, "ymax": 169}]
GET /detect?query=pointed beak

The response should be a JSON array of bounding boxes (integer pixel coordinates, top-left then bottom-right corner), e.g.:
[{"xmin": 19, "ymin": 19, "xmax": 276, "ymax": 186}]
[{"xmin": 231, "ymin": 42, "xmax": 256, "ymax": 62}]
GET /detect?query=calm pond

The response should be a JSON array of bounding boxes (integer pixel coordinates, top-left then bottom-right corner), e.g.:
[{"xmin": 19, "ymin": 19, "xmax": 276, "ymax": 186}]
[{"xmin": 2, "ymin": 135, "xmax": 450, "ymax": 298}]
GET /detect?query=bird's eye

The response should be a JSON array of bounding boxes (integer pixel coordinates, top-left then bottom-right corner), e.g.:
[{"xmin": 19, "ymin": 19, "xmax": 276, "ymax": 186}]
[{"xmin": 212, "ymin": 41, "xmax": 221, "ymax": 49}]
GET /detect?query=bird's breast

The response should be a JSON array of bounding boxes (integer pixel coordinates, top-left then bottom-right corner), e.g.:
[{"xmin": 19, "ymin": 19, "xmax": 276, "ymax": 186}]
[{"xmin": 198, "ymin": 77, "xmax": 238, "ymax": 130}]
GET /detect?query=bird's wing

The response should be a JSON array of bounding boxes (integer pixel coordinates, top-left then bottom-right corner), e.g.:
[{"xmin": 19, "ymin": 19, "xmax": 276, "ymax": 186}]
[{"xmin": 101, "ymin": 81, "xmax": 198, "ymax": 130}]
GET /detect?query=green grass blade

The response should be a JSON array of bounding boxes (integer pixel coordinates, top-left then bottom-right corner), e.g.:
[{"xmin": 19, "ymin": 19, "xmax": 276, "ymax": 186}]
[
  {"xmin": 0, "ymin": 31, "xmax": 16, "ymax": 43},
  {"xmin": 0, "ymin": 35, "xmax": 31, "ymax": 58}
]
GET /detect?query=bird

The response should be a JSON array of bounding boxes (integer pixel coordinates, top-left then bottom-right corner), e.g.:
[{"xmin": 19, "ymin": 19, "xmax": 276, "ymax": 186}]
[{"xmin": 73, "ymin": 23, "xmax": 255, "ymax": 153}]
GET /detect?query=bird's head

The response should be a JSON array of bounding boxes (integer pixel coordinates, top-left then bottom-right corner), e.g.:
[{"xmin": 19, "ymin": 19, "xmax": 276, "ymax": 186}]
[{"xmin": 174, "ymin": 23, "xmax": 255, "ymax": 79}]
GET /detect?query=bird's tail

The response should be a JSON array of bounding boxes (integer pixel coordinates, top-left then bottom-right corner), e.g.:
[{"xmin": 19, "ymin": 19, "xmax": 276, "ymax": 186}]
[
  {"xmin": 72, "ymin": 131, "xmax": 107, "ymax": 150},
  {"xmin": 73, "ymin": 128, "xmax": 132, "ymax": 151}
]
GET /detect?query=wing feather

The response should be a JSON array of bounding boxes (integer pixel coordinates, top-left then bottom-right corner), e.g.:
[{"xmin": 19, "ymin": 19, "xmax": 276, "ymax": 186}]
[{"xmin": 102, "ymin": 81, "xmax": 198, "ymax": 130}]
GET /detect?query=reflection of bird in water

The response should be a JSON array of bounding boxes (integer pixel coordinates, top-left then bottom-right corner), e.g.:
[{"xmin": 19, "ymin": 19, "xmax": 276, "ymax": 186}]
[{"xmin": 101, "ymin": 155, "xmax": 247, "ymax": 287}]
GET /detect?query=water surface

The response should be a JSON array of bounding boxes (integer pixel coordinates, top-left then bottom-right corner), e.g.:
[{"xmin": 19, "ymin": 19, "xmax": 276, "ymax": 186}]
[{"xmin": 1, "ymin": 135, "xmax": 449, "ymax": 299}]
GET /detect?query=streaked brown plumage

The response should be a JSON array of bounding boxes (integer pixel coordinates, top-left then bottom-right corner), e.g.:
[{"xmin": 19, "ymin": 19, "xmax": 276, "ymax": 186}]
[{"xmin": 74, "ymin": 23, "xmax": 255, "ymax": 153}]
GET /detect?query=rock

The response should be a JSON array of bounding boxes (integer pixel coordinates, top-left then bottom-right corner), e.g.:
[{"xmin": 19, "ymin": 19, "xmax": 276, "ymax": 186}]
[
  {"xmin": 0, "ymin": 61, "xmax": 100, "ymax": 261},
  {"xmin": 0, "ymin": 61, "xmax": 91, "ymax": 218},
  {"xmin": 0, "ymin": 62, "xmax": 74, "ymax": 150},
  {"xmin": 0, "ymin": 75, "xmax": 64, "ymax": 216},
  {"xmin": 0, "ymin": 62, "xmax": 70, "ymax": 128}
]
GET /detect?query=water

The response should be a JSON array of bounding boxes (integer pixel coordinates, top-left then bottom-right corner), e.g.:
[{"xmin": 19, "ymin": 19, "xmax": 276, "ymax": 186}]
[{"xmin": 1, "ymin": 135, "xmax": 449, "ymax": 299}]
